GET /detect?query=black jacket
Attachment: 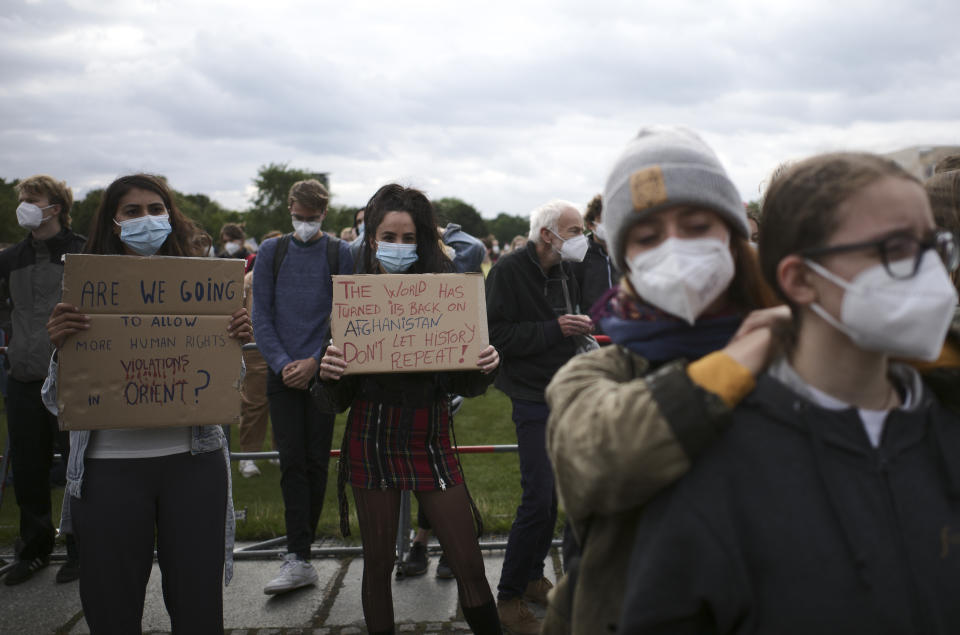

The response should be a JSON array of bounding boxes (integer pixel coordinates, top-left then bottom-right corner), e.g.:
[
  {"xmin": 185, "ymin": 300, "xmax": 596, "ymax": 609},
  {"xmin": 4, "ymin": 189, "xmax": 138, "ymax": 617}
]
[
  {"xmin": 0, "ymin": 228, "xmax": 86, "ymax": 380},
  {"xmin": 571, "ymin": 237, "xmax": 619, "ymax": 316},
  {"xmin": 620, "ymin": 368, "xmax": 960, "ymax": 635},
  {"xmin": 485, "ymin": 242, "xmax": 580, "ymax": 402}
]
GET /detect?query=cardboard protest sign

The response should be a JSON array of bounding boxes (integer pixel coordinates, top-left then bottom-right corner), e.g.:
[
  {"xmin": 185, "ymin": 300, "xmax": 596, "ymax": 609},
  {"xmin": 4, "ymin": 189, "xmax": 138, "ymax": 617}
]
[
  {"xmin": 330, "ymin": 273, "xmax": 488, "ymax": 374},
  {"xmin": 57, "ymin": 255, "xmax": 245, "ymax": 430},
  {"xmin": 61, "ymin": 254, "xmax": 243, "ymax": 314}
]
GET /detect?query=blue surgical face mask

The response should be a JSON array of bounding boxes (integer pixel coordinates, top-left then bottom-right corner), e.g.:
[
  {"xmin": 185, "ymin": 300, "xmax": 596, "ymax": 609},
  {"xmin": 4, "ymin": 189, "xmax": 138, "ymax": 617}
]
[
  {"xmin": 376, "ymin": 241, "xmax": 418, "ymax": 273},
  {"xmin": 356, "ymin": 222, "xmax": 365, "ymax": 236},
  {"xmin": 114, "ymin": 214, "xmax": 172, "ymax": 255}
]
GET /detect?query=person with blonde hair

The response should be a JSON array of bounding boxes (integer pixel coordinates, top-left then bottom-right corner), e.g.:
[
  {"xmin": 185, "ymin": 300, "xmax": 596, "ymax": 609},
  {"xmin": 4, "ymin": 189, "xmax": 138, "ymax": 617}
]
[
  {"xmin": 252, "ymin": 179, "xmax": 354, "ymax": 595},
  {"xmin": 1, "ymin": 175, "xmax": 86, "ymax": 586}
]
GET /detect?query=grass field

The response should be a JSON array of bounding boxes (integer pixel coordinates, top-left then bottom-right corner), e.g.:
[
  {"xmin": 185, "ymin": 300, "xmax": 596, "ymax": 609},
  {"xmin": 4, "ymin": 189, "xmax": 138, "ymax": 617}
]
[{"xmin": 1, "ymin": 387, "xmax": 539, "ymax": 548}]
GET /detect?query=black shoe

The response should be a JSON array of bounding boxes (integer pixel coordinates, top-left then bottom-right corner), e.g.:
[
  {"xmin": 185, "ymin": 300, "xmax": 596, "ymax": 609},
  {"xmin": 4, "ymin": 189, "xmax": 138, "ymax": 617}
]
[
  {"xmin": 400, "ymin": 541, "xmax": 429, "ymax": 576},
  {"xmin": 55, "ymin": 559, "xmax": 80, "ymax": 584},
  {"xmin": 435, "ymin": 552, "xmax": 455, "ymax": 579},
  {"xmin": 4, "ymin": 555, "xmax": 50, "ymax": 586}
]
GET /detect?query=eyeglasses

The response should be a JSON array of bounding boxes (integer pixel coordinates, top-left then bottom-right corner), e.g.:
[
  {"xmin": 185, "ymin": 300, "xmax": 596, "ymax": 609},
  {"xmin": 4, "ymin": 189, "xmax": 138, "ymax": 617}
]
[{"xmin": 801, "ymin": 230, "xmax": 959, "ymax": 280}]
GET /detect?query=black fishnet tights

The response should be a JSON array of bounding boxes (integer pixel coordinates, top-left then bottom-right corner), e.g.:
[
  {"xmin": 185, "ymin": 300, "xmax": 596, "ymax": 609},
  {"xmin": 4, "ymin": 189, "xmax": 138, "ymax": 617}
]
[{"xmin": 352, "ymin": 484, "xmax": 494, "ymax": 632}]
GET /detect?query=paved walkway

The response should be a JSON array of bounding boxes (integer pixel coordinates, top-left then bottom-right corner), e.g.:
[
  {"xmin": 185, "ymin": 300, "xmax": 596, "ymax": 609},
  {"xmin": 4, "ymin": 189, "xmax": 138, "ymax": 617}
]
[{"xmin": 0, "ymin": 543, "xmax": 561, "ymax": 634}]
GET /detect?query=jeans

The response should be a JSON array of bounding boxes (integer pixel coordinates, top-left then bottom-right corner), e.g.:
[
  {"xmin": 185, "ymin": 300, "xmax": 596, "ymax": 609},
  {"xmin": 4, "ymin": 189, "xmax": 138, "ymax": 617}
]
[
  {"xmin": 498, "ymin": 398, "xmax": 558, "ymax": 600},
  {"xmin": 71, "ymin": 451, "xmax": 227, "ymax": 634},
  {"xmin": 267, "ymin": 370, "xmax": 335, "ymax": 558},
  {"xmin": 7, "ymin": 377, "xmax": 67, "ymax": 561}
]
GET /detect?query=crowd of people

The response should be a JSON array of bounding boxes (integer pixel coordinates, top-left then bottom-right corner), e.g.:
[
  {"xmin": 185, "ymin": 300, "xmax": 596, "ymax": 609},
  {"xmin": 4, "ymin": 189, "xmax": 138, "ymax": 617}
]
[{"xmin": 1, "ymin": 125, "xmax": 959, "ymax": 634}]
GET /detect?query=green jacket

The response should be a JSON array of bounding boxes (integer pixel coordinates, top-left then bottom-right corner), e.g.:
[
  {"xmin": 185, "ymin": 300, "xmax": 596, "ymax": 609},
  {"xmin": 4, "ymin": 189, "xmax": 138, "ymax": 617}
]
[{"xmin": 544, "ymin": 345, "xmax": 738, "ymax": 635}]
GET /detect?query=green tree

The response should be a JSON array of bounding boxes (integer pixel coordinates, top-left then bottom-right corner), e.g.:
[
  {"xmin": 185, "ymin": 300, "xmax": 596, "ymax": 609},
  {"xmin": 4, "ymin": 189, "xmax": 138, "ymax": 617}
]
[
  {"xmin": 325, "ymin": 204, "xmax": 362, "ymax": 239},
  {"xmin": 488, "ymin": 212, "xmax": 530, "ymax": 246},
  {"xmin": 245, "ymin": 163, "xmax": 329, "ymax": 240},
  {"xmin": 433, "ymin": 197, "xmax": 488, "ymax": 238},
  {"xmin": 176, "ymin": 192, "xmax": 243, "ymax": 243},
  {"xmin": 70, "ymin": 188, "xmax": 103, "ymax": 238}
]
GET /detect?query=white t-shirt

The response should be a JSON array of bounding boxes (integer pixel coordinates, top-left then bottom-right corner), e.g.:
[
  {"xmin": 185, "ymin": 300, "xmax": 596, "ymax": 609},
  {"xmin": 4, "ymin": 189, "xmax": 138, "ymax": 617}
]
[
  {"xmin": 769, "ymin": 357, "xmax": 919, "ymax": 449},
  {"xmin": 86, "ymin": 427, "xmax": 192, "ymax": 459},
  {"xmin": 803, "ymin": 384, "xmax": 911, "ymax": 448}
]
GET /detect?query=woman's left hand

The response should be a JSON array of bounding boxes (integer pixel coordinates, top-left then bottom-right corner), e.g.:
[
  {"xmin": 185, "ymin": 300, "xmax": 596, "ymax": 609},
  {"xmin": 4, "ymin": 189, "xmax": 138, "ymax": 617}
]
[
  {"xmin": 227, "ymin": 307, "xmax": 253, "ymax": 343},
  {"xmin": 477, "ymin": 345, "xmax": 499, "ymax": 374}
]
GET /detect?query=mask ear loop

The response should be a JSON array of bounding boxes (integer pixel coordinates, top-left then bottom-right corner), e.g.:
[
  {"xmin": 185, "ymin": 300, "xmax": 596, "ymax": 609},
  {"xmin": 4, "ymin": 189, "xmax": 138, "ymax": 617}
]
[
  {"xmin": 803, "ymin": 259, "xmax": 861, "ymax": 341},
  {"xmin": 547, "ymin": 228, "xmax": 565, "ymax": 256}
]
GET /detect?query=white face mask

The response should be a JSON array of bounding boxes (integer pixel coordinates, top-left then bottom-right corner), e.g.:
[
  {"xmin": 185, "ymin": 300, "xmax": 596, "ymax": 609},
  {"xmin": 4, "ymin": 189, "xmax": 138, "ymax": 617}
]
[
  {"xmin": 805, "ymin": 252, "xmax": 958, "ymax": 360},
  {"xmin": 292, "ymin": 220, "xmax": 321, "ymax": 242},
  {"xmin": 593, "ymin": 223, "xmax": 608, "ymax": 242},
  {"xmin": 627, "ymin": 237, "xmax": 735, "ymax": 324},
  {"xmin": 551, "ymin": 231, "xmax": 589, "ymax": 262},
  {"xmin": 17, "ymin": 202, "xmax": 55, "ymax": 231},
  {"xmin": 223, "ymin": 240, "xmax": 242, "ymax": 255}
]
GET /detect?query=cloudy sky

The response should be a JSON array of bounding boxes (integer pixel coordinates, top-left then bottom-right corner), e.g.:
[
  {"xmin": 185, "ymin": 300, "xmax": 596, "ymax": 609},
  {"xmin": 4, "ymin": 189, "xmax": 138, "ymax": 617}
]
[{"xmin": 2, "ymin": 0, "xmax": 959, "ymax": 220}]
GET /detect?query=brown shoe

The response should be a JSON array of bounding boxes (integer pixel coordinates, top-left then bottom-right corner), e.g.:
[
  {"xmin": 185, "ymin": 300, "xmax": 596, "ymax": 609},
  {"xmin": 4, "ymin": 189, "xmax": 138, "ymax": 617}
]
[
  {"xmin": 497, "ymin": 597, "xmax": 541, "ymax": 635},
  {"xmin": 523, "ymin": 575, "xmax": 554, "ymax": 606}
]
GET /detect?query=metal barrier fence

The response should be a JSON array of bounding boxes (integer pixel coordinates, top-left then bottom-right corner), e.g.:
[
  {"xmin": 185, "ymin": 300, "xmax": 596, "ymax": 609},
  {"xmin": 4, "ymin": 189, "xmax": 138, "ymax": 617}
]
[{"xmin": 226, "ymin": 445, "xmax": 564, "ymax": 570}]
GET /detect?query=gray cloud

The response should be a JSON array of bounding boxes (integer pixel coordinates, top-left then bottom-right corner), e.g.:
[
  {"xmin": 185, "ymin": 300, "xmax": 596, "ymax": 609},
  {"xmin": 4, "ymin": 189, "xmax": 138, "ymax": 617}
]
[{"xmin": 1, "ymin": 0, "xmax": 958, "ymax": 216}]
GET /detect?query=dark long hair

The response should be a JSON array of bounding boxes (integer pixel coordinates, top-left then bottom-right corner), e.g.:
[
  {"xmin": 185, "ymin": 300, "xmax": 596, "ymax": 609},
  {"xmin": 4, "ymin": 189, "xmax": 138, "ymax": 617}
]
[
  {"xmin": 727, "ymin": 233, "xmax": 778, "ymax": 311},
  {"xmin": 361, "ymin": 184, "xmax": 453, "ymax": 274},
  {"xmin": 84, "ymin": 174, "xmax": 193, "ymax": 256}
]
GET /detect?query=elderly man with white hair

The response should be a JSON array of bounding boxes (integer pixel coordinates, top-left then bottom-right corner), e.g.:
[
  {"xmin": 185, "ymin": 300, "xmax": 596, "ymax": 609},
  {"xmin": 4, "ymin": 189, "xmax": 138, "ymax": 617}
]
[{"xmin": 484, "ymin": 199, "xmax": 593, "ymax": 634}]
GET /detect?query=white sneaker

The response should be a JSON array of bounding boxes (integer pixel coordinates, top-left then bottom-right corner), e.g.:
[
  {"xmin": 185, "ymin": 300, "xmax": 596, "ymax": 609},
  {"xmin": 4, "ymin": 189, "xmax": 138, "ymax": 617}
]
[
  {"xmin": 263, "ymin": 553, "xmax": 318, "ymax": 595},
  {"xmin": 239, "ymin": 459, "xmax": 261, "ymax": 478}
]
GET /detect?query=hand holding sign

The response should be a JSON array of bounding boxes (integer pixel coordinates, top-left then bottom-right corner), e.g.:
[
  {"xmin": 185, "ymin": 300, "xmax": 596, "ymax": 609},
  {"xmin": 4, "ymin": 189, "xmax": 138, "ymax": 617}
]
[
  {"xmin": 319, "ymin": 345, "xmax": 347, "ymax": 381},
  {"xmin": 47, "ymin": 303, "xmax": 91, "ymax": 349},
  {"xmin": 227, "ymin": 307, "xmax": 253, "ymax": 343},
  {"xmin": 477, "ymin": 345, "xmax": 499, "ymax": 374}
]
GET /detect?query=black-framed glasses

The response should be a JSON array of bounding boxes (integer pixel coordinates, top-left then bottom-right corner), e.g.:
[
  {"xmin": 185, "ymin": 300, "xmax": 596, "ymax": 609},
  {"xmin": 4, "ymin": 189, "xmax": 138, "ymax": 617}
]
[{"xmin": 800, "ymin": 230, "xmax": 960, "ymax": 280}]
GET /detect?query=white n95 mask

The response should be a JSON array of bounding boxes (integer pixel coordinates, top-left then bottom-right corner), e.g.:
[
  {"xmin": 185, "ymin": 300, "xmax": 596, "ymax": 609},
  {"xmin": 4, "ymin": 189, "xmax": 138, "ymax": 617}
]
[
  {"xmin": 17, "ymin": 202, "xmax": 55, "ymax": 230},
  {"xmin": 627, "ymin": 237, "xmax": 735, "ymax": 324},
  {"xmin": 550, "ymin": 231, "xmax": 589, "ymax": 262},
  {"xmin": 292, "ymin": 220, "xmax": 321, "ymax": 242},
  {"xmin": 806, "ymin": 253, "xmax": 958, "ymax": 360}
]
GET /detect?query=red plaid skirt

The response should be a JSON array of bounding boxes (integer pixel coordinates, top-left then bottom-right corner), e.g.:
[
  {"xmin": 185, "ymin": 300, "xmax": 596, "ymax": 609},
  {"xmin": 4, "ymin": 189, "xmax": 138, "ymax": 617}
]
[{"xmin": 341, "ymin": 399, "xmax": 464, "ymax": 491}]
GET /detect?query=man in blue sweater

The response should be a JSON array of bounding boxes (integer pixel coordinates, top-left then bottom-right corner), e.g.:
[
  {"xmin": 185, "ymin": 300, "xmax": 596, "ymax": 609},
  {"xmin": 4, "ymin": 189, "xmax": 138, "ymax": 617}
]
[{"xmin": 252, "ymin": 179, "xmax": 353, "ymax": 595}]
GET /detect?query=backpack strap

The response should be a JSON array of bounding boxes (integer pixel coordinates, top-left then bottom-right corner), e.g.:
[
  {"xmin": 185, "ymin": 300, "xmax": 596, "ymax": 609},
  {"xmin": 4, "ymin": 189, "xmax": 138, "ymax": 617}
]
[
  {"xmin": 326, "ymin": 236, "xmax": 341, "ymax": 274},
  {"xmin": 272, "ymin": 233, "xmax": 292, "ymax": 283},
  {"xmin": 273, "ymin": 233, "xmax": 342, "ymax": 281}
]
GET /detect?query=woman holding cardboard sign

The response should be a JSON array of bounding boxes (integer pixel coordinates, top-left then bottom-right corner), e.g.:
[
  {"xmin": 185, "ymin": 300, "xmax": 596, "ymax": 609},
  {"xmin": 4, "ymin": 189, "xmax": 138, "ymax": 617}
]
[
  {"xmin": 46, "ymin": 173, "xmax": 251, "ymax": 634},
  {"xmin": 319, "ymin": 184, "xmax": 502, "ymax": 635}
]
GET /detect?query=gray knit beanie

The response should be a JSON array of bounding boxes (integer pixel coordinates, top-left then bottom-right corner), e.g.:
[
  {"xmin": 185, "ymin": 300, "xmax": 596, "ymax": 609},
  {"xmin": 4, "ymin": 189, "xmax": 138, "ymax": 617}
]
[{"xmin": 602, "ymin": 125, "xmax": 748, "ymax": 272}]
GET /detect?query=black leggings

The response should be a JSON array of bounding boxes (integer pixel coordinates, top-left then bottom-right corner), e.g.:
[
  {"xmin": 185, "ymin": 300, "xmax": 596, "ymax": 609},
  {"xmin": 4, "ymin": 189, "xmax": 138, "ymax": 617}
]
[
  {"xmin": 353, "ymin": 484, "xmax": 494, "ymax": 632},
  {"xmin": 71, "ymin": 451, "xmax": 227, "ymax": 634}
]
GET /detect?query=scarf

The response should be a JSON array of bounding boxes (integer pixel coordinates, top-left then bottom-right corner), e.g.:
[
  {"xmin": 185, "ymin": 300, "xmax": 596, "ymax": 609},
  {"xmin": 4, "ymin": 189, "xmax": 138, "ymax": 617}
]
[{"xmin": 595, "ymin": 285, "xmax": 742, "ymax": 364}]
